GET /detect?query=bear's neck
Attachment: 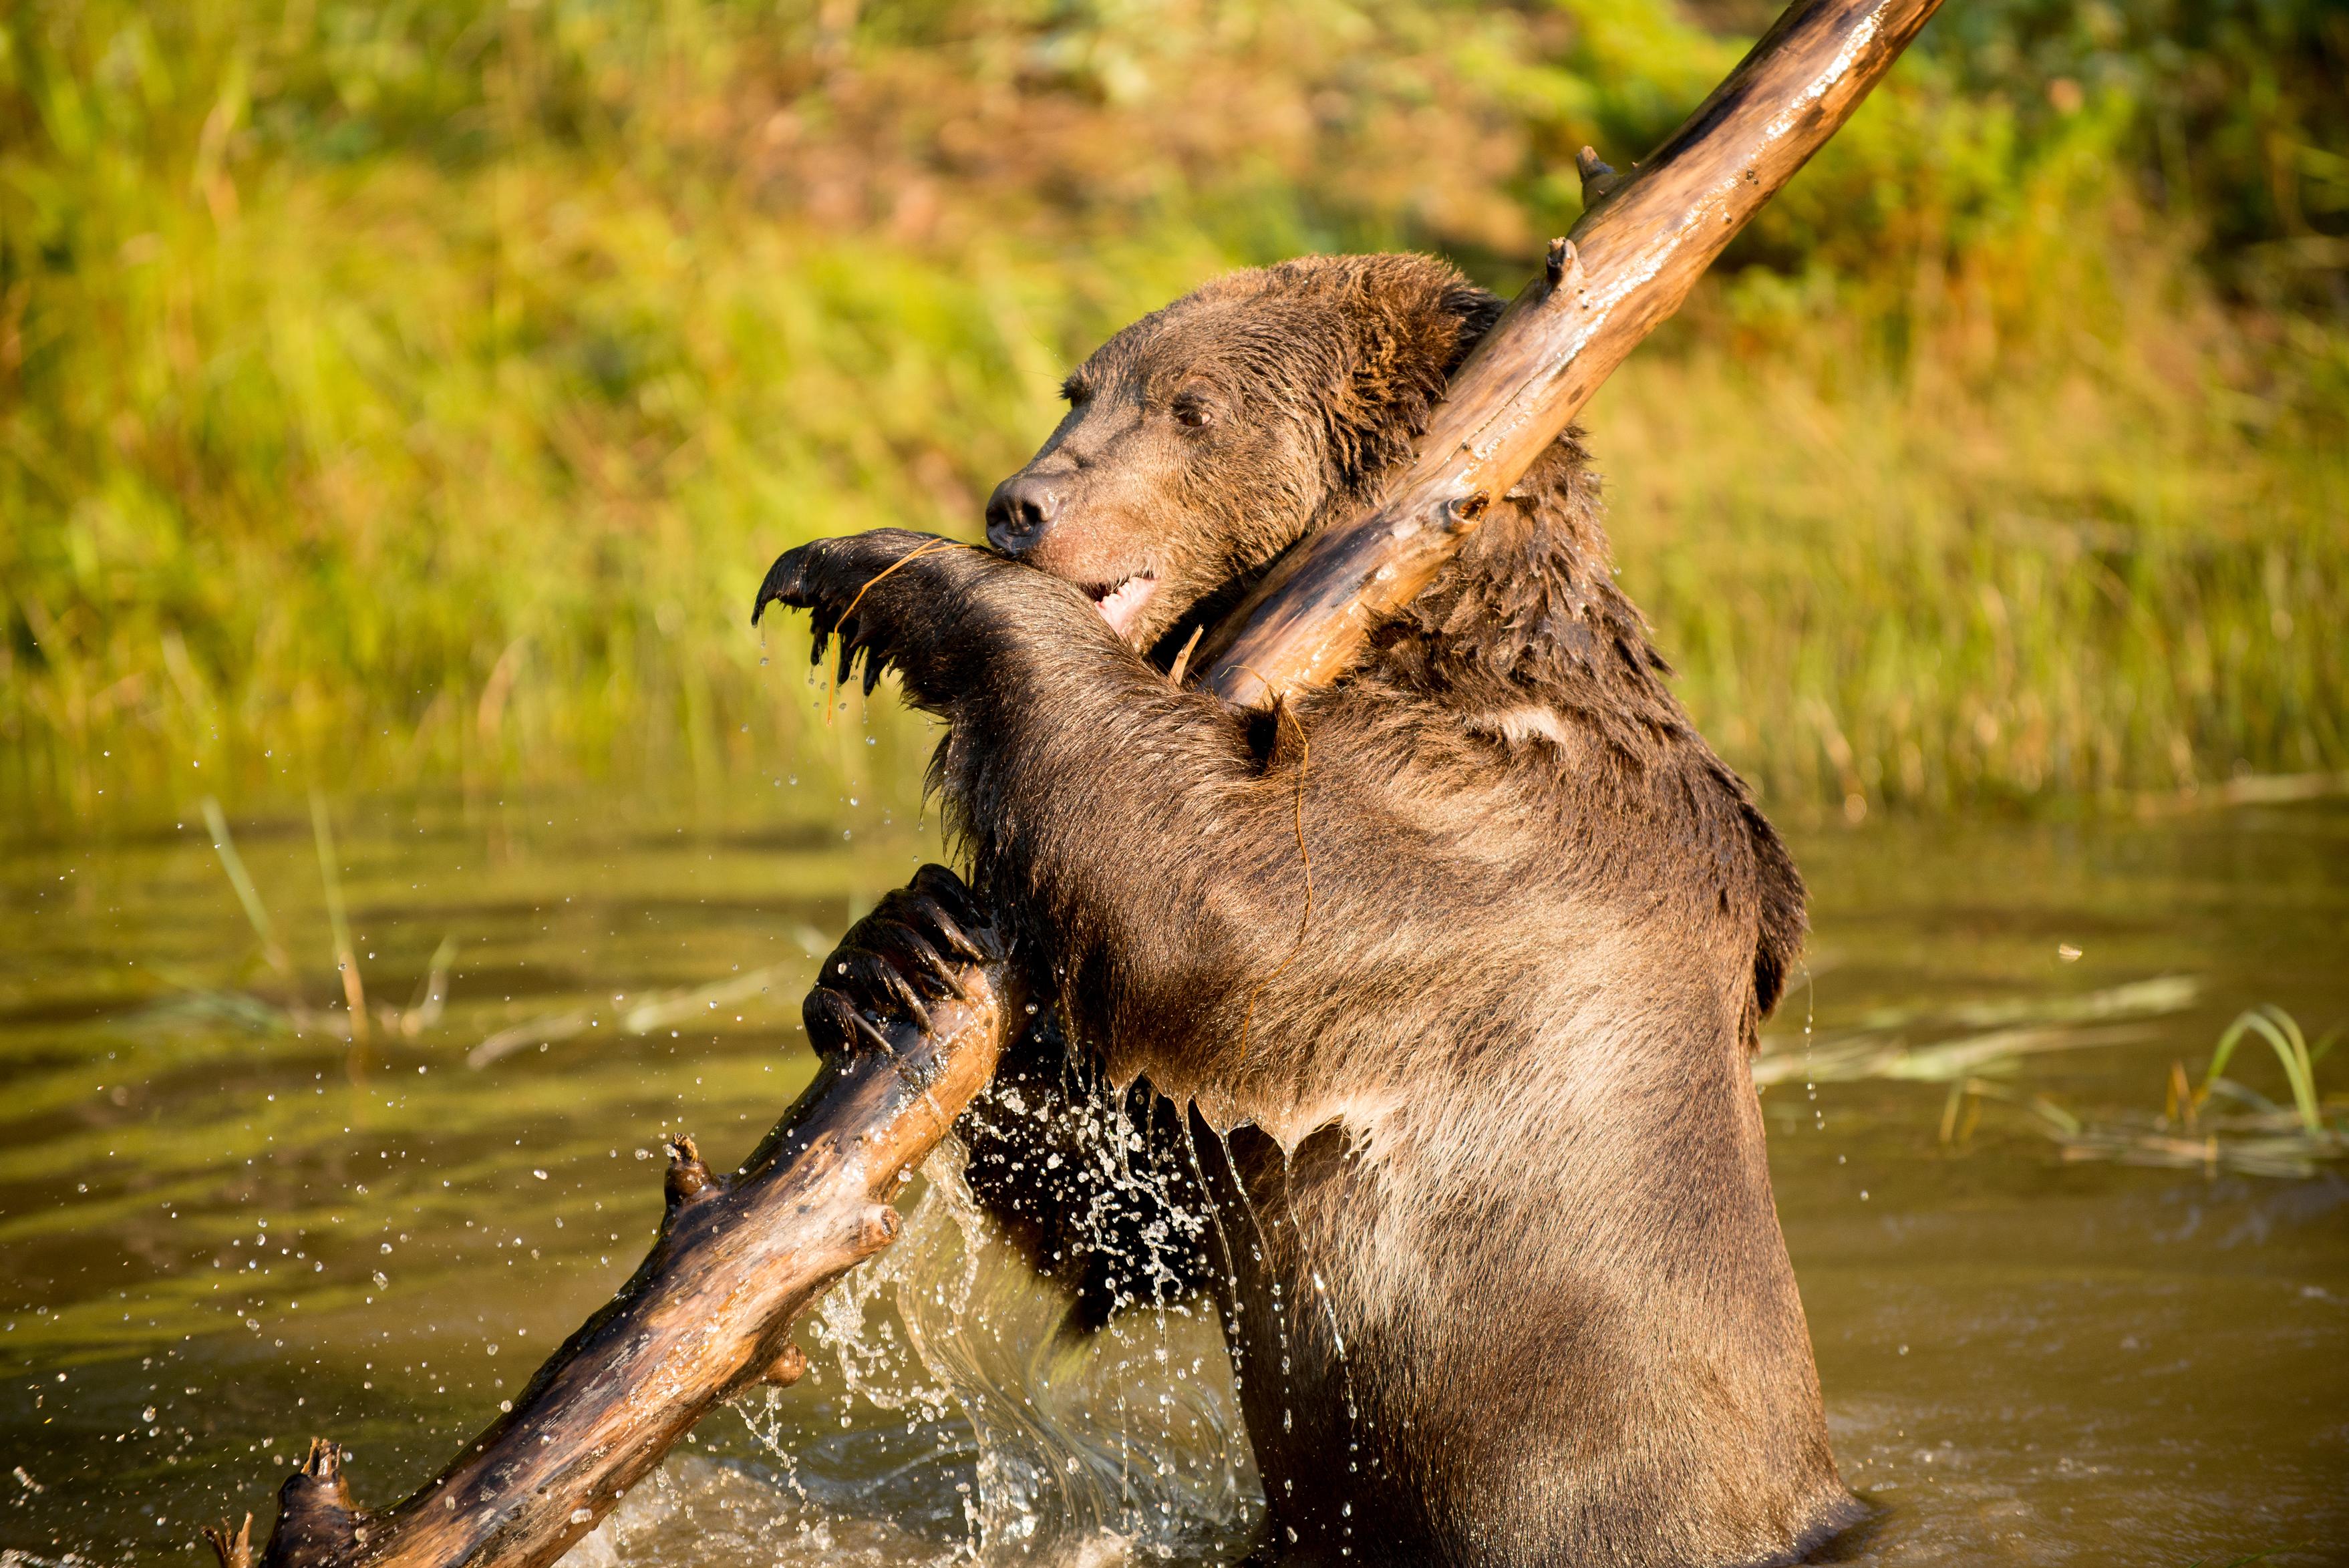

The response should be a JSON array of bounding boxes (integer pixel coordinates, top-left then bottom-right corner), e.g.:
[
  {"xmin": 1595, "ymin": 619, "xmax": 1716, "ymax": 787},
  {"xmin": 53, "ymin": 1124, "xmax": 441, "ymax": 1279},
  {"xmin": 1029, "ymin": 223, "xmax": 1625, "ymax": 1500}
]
[{"xmin": 1366, "ymin": 439, "xmax": 1684, "ymax": 728}]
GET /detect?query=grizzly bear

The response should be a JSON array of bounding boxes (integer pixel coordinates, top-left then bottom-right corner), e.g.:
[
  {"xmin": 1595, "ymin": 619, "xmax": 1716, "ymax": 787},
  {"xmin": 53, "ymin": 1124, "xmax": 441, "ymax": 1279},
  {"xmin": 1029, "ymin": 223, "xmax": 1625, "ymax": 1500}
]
[{"xmin": 755, "ymin": 253, "xmax": 1861, "ymax": 1566}]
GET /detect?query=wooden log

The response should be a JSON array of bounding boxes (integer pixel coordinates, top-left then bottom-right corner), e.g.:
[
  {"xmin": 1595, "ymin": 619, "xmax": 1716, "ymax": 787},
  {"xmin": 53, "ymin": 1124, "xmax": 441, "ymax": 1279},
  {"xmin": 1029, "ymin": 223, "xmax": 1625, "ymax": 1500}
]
[
  {"xmin": 207, "ymin": 0, "xmax": 1939, "ymax": 1561},
  {"xmin": 212, "ymin": 943, "xmax": 1026, "ymax": 1568},
  {"xmin": 1198, "ymin": 0, "xmax": 1946, "ymax": 708}
]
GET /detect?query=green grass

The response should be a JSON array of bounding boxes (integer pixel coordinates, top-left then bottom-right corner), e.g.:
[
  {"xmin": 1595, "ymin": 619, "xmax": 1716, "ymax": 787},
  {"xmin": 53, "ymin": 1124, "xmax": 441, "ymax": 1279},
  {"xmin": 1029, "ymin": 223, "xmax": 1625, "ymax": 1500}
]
[
  {"xmin": 1756, "ymin": 984, "xmax": 2349, "ymax": 1179},
  {"xmin": 1599, "ymin": 341, "xmax": 2348, "ymax": 813},
  {"xmin": 3, "ymin": 0, "xmax": 2344, "ymax": 824}
]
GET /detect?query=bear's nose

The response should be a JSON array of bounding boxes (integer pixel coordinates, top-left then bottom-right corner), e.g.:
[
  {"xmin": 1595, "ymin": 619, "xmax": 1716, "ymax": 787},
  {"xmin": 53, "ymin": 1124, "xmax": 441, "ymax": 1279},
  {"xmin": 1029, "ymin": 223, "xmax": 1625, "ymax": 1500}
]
[{"xmin": 985, "ymin": 474, "xmax": 1060, "ymax": 555}]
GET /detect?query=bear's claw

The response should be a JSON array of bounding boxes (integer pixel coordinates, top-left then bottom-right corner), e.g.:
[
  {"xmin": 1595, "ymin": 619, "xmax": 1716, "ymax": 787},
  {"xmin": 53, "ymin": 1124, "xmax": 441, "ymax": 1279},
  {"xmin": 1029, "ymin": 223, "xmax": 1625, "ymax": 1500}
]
[
  {"xmin": 802, "ymin": 864, "xmax": 995, "ymax": 1066},
  {"xmin": 750, "ymin": 530, "xmax": 963, "ymax": 699}
]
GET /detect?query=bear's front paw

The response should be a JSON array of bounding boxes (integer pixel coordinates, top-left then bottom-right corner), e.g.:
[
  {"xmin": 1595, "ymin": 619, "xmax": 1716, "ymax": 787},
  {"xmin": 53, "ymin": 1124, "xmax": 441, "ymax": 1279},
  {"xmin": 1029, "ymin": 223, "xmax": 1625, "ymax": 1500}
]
[
  {"xmin": 802, "ymin": 865, "xmax": 996, "ymax": 1064},
  {"xmin": 751, "ymin": 529, "xmax": 983, "ymax": 703}
]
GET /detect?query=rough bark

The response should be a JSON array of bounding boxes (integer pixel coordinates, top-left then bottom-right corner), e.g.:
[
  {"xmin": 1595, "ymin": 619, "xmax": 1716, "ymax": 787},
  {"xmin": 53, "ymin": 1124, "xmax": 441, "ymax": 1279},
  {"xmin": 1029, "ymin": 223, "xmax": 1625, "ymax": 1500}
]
[{"xmin": 207, "ymin": 0, "xmax": 1939, "ymax": 1561}]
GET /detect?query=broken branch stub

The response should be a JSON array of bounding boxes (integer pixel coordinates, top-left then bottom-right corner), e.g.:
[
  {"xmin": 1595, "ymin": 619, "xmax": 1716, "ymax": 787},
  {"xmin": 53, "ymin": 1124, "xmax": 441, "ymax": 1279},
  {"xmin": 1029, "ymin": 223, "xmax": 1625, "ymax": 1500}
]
[
  {"xmin": 212, "ymin": 943, "xmax": 1025, "ymax": 1568},
  {"xmin": 1198, "ymin": 0, "xmax": 1947, "ymax": 708}
]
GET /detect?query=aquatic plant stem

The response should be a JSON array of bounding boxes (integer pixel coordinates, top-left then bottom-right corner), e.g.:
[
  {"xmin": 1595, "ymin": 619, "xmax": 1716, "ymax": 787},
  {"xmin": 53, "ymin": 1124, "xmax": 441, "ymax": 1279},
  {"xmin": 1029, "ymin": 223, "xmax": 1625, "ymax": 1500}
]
[
  {"xmin": 201, "ymin": 797, "xmax": 292, "ymax": 981},
  {"xmin": 309, "ymin": 792, "xmax": 370, "ymax": 1076}
]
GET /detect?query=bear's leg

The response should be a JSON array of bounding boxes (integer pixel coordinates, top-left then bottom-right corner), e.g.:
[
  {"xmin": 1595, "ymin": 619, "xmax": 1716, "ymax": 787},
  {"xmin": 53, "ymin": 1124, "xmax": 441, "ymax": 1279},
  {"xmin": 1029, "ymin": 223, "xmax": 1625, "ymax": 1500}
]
[
  {"xmin": 1179, "ymin": 1122, "xmax": 1431, "ymax": 1565},
  {"xmin": 1196, "ymin": 1112, "xmax": 1865, "ymax": 1568}
]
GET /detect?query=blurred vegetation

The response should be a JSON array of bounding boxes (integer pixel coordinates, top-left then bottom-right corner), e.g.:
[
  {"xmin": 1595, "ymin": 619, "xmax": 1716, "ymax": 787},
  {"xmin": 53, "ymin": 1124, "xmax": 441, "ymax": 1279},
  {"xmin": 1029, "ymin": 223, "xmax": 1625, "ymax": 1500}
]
[{"xmin": 3, "ymin": 0, "xmax": 2345, "ymax": 824}]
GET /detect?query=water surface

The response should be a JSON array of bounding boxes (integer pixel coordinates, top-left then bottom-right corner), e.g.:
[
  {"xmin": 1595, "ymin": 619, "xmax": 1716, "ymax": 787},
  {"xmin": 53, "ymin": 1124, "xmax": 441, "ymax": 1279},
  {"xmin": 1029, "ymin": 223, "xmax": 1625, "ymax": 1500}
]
[{"xmin": 2, "ymin": 792, "xmax": 2343, "ymax": 1565}]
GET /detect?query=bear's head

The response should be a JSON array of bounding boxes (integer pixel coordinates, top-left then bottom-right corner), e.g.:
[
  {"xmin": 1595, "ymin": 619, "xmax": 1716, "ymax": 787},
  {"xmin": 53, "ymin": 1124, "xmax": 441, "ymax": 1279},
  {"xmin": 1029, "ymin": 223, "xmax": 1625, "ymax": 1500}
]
[{"xmin": 983, "ymin": 253, "xmax": 1497, "ymax": 657}]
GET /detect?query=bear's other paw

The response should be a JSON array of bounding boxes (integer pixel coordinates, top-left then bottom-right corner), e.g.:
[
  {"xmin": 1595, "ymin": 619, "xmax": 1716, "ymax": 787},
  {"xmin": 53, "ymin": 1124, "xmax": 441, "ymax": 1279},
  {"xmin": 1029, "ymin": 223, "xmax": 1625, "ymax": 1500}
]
[{"xmin": 802, "ymin": 864, "xmax": 995, "ymax": 1066}]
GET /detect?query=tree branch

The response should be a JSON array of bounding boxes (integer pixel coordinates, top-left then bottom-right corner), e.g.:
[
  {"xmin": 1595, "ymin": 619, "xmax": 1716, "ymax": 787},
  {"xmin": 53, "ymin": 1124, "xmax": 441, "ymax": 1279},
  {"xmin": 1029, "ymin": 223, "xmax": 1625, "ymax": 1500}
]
[
  {"xmin": 212, "ymin": 946, "xmax": 1025, "ymax": 1568},
  {"xmin": 208, "ymin": 0, "xmax": 1940, "ymax": 1561},
  {"xmin": 1198, "ymin": 0, "xmax": 1945, "ymax": 708}
]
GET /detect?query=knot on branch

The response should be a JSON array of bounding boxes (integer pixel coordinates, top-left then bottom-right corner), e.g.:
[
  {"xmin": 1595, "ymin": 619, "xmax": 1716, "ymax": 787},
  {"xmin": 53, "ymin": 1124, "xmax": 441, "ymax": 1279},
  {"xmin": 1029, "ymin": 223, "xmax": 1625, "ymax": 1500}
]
[
  {"xmin": 1576, "ymin": 146, "xmax": 1625, "ymax": 205},
  {"xmin": 761, "ymin": 1343, "xmax": 810, "ymax": 1388},
  {"xmin": 853, "ymin": 1203, "xmax": 902, "ymax": 1256},
  {"xmin": 1543, "ymin": 240, "xmax": 1587, "ymax": 308},
  {"xmin": 1445, "ymin": 490, "xmax": 1491, "ymax": 533},
  {"xmin": 663, "ymin": 1134, "xmax": 722, "ymax": 1215}
]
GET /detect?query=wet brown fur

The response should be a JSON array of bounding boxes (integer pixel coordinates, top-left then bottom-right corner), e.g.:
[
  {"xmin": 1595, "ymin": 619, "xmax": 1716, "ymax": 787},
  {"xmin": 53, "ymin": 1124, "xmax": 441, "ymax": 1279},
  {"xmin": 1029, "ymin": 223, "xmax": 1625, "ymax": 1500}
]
[{"xmin": 758, "ymin": 254, "xmax": 1857, "ymax": 1566}]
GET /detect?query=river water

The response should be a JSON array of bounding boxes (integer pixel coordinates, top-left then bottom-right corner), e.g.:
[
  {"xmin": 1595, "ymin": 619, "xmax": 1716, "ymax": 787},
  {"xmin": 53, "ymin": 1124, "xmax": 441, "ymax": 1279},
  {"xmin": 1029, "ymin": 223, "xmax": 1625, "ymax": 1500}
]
[{"xmin": 2, "ymin": 788, "xmax": 2344, "ymax": 1566}]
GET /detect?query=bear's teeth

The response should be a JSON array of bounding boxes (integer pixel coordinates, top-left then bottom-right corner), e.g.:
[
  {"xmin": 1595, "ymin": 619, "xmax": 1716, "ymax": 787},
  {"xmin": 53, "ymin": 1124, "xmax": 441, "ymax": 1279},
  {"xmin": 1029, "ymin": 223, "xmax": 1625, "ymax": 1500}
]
[{"xmin": 1095, "ymin": 575, "xmax": 1160, "ymax": 637}]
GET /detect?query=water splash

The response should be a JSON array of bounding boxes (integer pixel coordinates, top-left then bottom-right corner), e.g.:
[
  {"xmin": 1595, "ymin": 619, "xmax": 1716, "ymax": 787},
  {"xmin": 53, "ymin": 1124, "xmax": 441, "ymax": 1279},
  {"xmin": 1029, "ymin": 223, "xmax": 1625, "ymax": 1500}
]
[{"xmin": 741, "ymin": 1122, "xmax": 1260, "ymax": 1564}]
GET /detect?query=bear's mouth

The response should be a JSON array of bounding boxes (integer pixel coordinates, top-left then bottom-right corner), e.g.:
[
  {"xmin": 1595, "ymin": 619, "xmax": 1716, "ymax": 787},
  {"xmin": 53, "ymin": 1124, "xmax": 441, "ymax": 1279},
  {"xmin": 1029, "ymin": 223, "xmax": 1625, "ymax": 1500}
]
[{"xmin": 1088, "ymin": 575, "xmax": 1161, "ymax": 637}]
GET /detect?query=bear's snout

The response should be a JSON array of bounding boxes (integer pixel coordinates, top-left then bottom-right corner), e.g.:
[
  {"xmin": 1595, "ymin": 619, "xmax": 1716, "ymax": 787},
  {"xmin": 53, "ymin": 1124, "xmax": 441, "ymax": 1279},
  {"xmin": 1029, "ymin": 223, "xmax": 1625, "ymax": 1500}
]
[{"xmin": 985, "ymin": 472, "xmax": 1061, "ymax": 555}]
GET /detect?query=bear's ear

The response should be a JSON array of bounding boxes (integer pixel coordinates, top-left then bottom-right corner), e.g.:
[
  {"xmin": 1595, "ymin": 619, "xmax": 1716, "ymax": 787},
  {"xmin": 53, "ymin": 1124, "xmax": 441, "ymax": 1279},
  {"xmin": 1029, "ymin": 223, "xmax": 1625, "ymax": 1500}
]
[
  {"xmin": 1319, "ymin": 259, "xmax": 1499, "ymax": 496},
  {"xmin": 1435, "ymin": 281, "xmax": 1506, "ymax": 373}
]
